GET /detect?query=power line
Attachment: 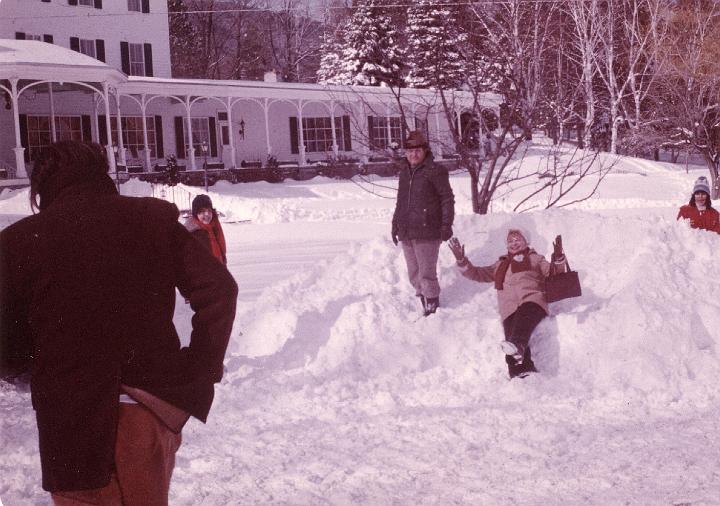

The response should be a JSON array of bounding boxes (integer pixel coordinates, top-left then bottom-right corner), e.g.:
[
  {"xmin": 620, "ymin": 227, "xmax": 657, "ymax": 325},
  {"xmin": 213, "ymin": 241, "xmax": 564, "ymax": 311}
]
[{"xmin": 4, "ymin": 0, "xmax": 582, "ymax": 21}]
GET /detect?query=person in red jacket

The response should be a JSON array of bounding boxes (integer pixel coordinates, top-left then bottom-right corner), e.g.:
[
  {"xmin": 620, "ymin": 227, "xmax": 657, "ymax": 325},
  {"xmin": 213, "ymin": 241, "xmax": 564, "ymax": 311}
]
[
  {"xmin": 1, "ymin": 141, "xmax": 237, "ymax": 505},
  {"xmin": 185, "ymin": 194, "xmax": 227, "ymax": 264},
  {"xmin": 677, "ymin": 176, "xmax": 720, "ymax": 233}
]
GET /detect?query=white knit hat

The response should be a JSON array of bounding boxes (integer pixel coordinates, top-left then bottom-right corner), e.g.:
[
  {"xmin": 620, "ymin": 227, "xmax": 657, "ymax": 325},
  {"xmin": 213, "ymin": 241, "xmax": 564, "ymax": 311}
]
[
  {"xmin": 507, "ymin": 227, "xmax": 530, "ymax": 244},
  {"xmin": 693, "ymin": 176, "xmax": 711, "ymax": 195}
]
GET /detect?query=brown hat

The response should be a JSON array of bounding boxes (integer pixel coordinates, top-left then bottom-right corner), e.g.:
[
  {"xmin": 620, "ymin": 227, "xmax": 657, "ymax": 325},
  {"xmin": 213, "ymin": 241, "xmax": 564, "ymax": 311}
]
[{"xmin": 405, "ymin": 130, "xmax": 428, "ymax": 149}]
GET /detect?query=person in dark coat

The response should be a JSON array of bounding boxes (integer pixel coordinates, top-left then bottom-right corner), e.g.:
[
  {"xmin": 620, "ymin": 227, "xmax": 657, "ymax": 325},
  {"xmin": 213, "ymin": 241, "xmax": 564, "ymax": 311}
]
[
  {"xmin": 448, "ymin": 229, "xmax": 568, "ymax": 379},
  {"xmin": 677, "ymin": 176, "xmax": 720, "ymax": 233},
  {"xmin": 185, "ymin": 194, "xmax": 227, "ymax": 265},
  {"xmin": 0, "ymin": 141, "xmax": 238, "ymax": 504},
  {"xmin": 391, "ymin": 130, "xmax": 455, "ymax": 316}
]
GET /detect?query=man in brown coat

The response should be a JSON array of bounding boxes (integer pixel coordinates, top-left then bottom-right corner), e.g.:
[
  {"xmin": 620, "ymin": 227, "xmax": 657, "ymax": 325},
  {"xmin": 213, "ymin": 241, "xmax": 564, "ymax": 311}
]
[{"xmin": 0, "ymin": 141, "xmax": 238, "ymax": 504}]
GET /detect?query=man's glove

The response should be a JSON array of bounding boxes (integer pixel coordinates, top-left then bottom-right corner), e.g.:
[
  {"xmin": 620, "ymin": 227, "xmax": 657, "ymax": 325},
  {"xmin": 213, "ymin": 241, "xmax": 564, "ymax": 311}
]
[
  {"xmin": 441, "ymin": 225, "xmax": 453, "ymax": 242},
  {"xmin": 551, "ymin": 234, "xmax": 565, "ymax": 263},
  {"xmin": 448, "ymin": 237, "xmax": 466, "ymax": 264},
  {"xmin": 391, "ymin": 224, "xmax": 399, "ymax": 246}
]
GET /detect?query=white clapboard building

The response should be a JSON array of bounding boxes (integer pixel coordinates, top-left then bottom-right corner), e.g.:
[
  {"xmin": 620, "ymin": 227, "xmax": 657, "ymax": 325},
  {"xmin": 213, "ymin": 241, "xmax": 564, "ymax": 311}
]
[{"xmin": 0, "ymin": 0, "xmax": 500, "ymax": 180}]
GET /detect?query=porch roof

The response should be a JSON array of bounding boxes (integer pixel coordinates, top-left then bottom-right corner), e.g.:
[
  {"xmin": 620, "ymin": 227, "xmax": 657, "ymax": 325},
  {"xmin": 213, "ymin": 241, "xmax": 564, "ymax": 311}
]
[{"xmin": 0, "ymin": 39, "xmax": 125, "ymax": 84}]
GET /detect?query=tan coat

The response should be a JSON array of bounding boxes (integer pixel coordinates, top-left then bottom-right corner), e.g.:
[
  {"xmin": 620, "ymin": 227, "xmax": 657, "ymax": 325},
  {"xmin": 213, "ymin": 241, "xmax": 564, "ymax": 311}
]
[{"xmin": 458, "ymin": 251, "xmax": 566, "ymax": 320}]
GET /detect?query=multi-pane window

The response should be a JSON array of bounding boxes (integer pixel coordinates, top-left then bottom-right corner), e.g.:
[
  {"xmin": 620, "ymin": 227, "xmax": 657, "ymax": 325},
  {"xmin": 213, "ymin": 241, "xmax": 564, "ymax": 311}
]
[
  {"xmin": 127, "ymin": 0, "xmax": 141, "ymax": 11},
  {"xmin": 188, "ymin": 118, "xmax": 210, "ymax": 157},
  {"xmin": 128, "ymin": 43, "xmax": 145, "ymax": 76},
  {"xmin": 24, "ymin": 34, "xmax": 43, "ymax": 41},
  {"xmin": 79, "ymin": 38, "xmax": 96, "ymax": 58},
  {"xmin": 26, "ymin": 116, "xmax": 82, "ymax": 160},
  {"xmin": 79, "ymin": 0, "xmax": 94, "ymax": 5},
  {"xmin": 302, "ymin": 117, "xmax": 346, "ymax": 152},
  {"xmin": 109, "ymin": 116, "xmax": 157, "ymax": 159},
  {"xmin": 370, "ymin": 116, "xmax": 403, "ymax": 149}
]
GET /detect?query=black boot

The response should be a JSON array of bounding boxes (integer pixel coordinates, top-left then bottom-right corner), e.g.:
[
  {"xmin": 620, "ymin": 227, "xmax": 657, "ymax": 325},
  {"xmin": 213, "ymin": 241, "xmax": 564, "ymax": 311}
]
[
  {"xmin": 417, "ymin": 295, "xmax": 427, "ymax": 313},
  {"xmin": 424, "ymin": 297, "xmax": 439, "ymax": 316}
]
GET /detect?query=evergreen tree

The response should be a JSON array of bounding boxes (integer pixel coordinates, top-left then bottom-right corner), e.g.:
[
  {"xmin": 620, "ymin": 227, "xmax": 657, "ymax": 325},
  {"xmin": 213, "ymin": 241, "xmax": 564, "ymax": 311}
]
[
  {"xmin": 317, "ymin": 26, "xmax": 347, "ymax": 84},
  {"xmin": 405, "ymin": 0, "xmax": 467, "ymax": 89},
  {"xmin": 319, "ymin": 0, "xmax": 404, "ymax": 87},
  {"xmin": 168, "ymin": 0, "xmax": 202, "ymax": 78}
]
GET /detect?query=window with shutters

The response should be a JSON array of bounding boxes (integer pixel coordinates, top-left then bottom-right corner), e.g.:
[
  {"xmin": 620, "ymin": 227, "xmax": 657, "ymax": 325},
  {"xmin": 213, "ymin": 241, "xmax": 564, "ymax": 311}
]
[
  {"xmin": 23, "ymin": 34, "xmax": 43, "ymax": 41},
  {"xmin": 128, "ymin": 43, "xmax": 145, "ymax": 76},
  {"xmin": 26, "ymin": 115, "xmax": 82, "ymax": 159},
  {"xmin": 109, "ymin": 116, "xmax": 157, "ymax": 158},
  {"xmin": 78, "ymin": 38, "xmax": 96, "ymax": 58},
  {"xmin": 370, "ymin": 116, "xmax": 403, "ymax": 149},
  {"xmin": 187, "ymin": 118, "xmax": 210, "ymax": 157},
  {"xmin": 127, "ymin": 0, "xmax": 141, "ymax": 11},
  {"xmin": 301, "ymin": 117, "xmax": 347, "ymax": 152}
]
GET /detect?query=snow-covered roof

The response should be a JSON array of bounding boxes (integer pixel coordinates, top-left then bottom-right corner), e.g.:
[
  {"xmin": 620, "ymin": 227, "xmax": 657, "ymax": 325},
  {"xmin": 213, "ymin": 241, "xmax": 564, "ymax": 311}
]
[{"xmin": 0, "ymin": 39, "xmax": 124, "ymax": 84}]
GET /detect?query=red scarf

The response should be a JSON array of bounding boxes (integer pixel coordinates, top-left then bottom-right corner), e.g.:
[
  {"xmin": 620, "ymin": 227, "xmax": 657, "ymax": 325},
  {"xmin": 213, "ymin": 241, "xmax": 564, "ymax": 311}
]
[
  {"xmin": 192, "ymin": 216, "xmax": 227, "ymax": 264},
  {"xmin": 494, "ymin": 248, "xmax": 532, "ymax": 290}
]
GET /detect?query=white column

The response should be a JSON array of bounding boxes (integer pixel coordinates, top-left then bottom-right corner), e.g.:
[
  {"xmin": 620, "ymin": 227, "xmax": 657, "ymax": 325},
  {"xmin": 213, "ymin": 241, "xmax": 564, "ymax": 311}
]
[
  {"xmin": 361, "ymin": 102, "xmax": 369, "ymax": 163},
  {"xmin": 102, "ymin": 83, "xmax": 116, "ymax": 174},
  {"xmin": 185, "ymin": 97, "xmax": 196, "ymax": 170},
  {"xmin": 329, "ymin": 100, "xmax": 339, "ymax": 158},
  {"xmin": 114, "ymin": 90, "xmax": 127, "ymax": 168},
  {"xmin": 49, "ymin": 82, "xmax": 57, "ymax": 142},
  {"xmin": 264, "ymin": 98, "xmax": 272, "ymax": 156},
  {"xmin": 10, "ymin": 79, "xmax": 27, "ymax": 178},
  {"xmin": 297, "ymin": 100, "xmax": 306, "ymax": 166},
  {"xmin": 140, "ymin": 94, "xmax": 151, "ymax": 171},
  {"xmin": 385, "ymin": 103, "xmax": 392, "ymax": 149},
  {"xmin": 226, "ymin": 97, "xmax": 237, "ymax": 168}
]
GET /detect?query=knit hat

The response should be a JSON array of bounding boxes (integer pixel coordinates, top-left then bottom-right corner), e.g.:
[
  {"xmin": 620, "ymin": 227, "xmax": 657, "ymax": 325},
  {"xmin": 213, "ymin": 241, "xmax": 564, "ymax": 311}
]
[
  {"xmin": 507, "ymin": 227, "xmax": 530, "ymax": 244},
  {"xmin": 405, "ymin": 130, "xmax": 428, "ymax": 149},
  {"xmin": 192, "ymin": 194, "xmax": 213, "ymax": 217},
  {"xmin": 693, "ymin": 176, "xmax": 711, "ymax": 195}
]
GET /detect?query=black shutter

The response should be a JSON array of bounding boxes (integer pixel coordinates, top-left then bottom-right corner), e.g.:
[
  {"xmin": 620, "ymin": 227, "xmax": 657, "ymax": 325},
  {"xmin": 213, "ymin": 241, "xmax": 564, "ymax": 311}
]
[
  {"xmin": 342, "ymin": 116, "xmax": 352, "ymax": 151},
  {"xmin": 98, "ymin": 115, "xmax": 108, "ymax": 145},
  {"xmin": 43, "ymin": 34, "xmax": 54, "ymax": 44},
  {"xmin": 69, "ymin": 0, "xmax": 78, "ymax": 5},
  {"xmin": 94, "ymin": 0, "xmax": 102, "ymax": 8},
  {"xmin": 143, "ymin": 43, "xmax": 153, "ymax": 77},
  {"xmin": 208, "ymin": 117, "xmax": 217, "ymax": 157},
  {"xmin": 19, "ymin": 114, "xmax": 29, "ymax": 163},
  {"xmin": 289, "ymin": 117, "xmax": 299, "ymax": 154},
  {"xmin": 155, "ymin": 116, "xmax": 164, "ymax": 158},
  {"xmin": 42, "ymin": 0, "xmax": 50, "ymax": 2},
  {"xmin": 174, "ymin": 117, "xmax": 185, "ymax": 159},
  {"xmin": 95, "ymin": 39, "xmax": 105, "ymax": 62},
  {"xmin": 367, "ymin": 116, "xmax": 374, "ymax": 149},
  {"xmin": 70, "ymin": 37, "xmax": 80, "ymax": 52},
  {"xmin": 81, "ymin": 115, "xmax": 92, "ymax": 142},
  {"xmin": 120, "ymin": 42, "xmax": 130, "ymax": 74},
  {"xmin": 142, "ymin": 0, "xmax": 150, "ymax": 13},
  {"xmin": 15, "ymin": 32, "xmax": 26, "ymax": 40}
]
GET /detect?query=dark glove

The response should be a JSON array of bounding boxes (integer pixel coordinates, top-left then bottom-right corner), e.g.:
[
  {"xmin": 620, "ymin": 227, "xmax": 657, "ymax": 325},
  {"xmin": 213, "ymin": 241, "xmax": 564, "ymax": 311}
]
[
  {"xmin": 448, "ymin": 237, "xmax": 466, "ymax": 263},
  {"xmin": 551, "ymin": 234, "xmax": 565, "ymax": 263},
  {"xmin": 440, "ymin": 225, "xmax": 453, "ymax": 242},
  {"xmin": 391, "ymin": 224, "xmax": 399, "ymax": 246}
]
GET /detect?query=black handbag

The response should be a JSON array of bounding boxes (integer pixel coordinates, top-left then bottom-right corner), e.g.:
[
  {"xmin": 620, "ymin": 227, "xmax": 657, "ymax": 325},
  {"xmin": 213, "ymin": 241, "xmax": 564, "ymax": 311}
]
[{"xmin": 545, "ymin": 260, "xmax": 582, "ymax": 303}]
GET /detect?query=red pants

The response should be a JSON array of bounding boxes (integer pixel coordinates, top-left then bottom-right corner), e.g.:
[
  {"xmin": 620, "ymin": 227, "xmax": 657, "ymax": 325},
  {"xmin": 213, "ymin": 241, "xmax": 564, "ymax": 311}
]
[{"xmin": 51, "ymin": 403, "xmax": 182, "ymax": 506}]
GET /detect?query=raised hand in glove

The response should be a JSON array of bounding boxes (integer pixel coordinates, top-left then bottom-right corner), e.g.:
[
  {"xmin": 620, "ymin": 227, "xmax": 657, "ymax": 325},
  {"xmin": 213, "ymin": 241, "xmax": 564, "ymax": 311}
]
[
  {"xmin": 551, "ymin": 234, "xmax": 565, "ymax": 263},
  {"xmin": 440, "ymin": 225, "xmax": 453, "ymax": 242},
  {"xmin": 448, "ymin": 237, "xmax": 466, "ymax": 264}
]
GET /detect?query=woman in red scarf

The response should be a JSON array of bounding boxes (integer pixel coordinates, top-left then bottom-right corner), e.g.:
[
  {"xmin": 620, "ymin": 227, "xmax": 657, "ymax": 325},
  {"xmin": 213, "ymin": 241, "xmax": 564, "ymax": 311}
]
[
  {"xmin": 185, "ymin": 194, "xmax": 227, "ymax": 265},
  {"xmin": 448, "ymin": 229, "xmax": 568, "ymax": 379}
]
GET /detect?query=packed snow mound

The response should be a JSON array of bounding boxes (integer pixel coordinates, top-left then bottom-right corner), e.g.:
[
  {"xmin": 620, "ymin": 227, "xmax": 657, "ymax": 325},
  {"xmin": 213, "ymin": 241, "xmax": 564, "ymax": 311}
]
[{"xmin": 228, "ymin": 208, "xmax": 720, "ymax": 410}]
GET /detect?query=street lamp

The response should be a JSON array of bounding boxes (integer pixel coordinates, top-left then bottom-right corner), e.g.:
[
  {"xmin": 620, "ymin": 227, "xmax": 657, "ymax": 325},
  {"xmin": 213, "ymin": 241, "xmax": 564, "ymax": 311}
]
[
  {"xmin": 201, "ymin": 140, "xmax": 209, "ymax": 192},
  {"xmin": 238, "ymin": 117, "xmax": 245, "ymax": 140}
]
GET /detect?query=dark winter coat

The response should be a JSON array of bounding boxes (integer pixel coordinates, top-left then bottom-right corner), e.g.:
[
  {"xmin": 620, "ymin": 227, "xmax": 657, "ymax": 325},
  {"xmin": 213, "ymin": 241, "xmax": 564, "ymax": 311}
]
[
  {"xmin": 392, "ymin": 154, "xmax": 455, "ymax": 241},
  {"xmin": 0, "ymin": 175, "xmax": 238, "ymax": 492}
]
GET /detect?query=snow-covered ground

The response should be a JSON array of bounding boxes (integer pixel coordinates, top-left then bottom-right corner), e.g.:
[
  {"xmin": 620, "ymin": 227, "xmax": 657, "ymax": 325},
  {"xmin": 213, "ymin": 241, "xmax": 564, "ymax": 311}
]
[{"xmin": 2, "ymin": 143, "xmax": 720, "ymax": 505}]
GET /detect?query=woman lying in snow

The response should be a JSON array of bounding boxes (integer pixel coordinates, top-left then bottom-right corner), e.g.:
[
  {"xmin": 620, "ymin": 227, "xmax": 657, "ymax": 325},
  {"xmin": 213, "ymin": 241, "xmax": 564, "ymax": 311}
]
[{"xmin": 448, "ymin": 229, "xmax": 568, "ymax": 379}]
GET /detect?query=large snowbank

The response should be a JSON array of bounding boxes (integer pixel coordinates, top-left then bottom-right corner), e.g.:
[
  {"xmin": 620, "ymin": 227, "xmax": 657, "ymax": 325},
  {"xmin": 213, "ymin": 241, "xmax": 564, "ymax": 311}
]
[{"xmin": 2, "ymin": 147, "xmax": 719, "ymax": 505}]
